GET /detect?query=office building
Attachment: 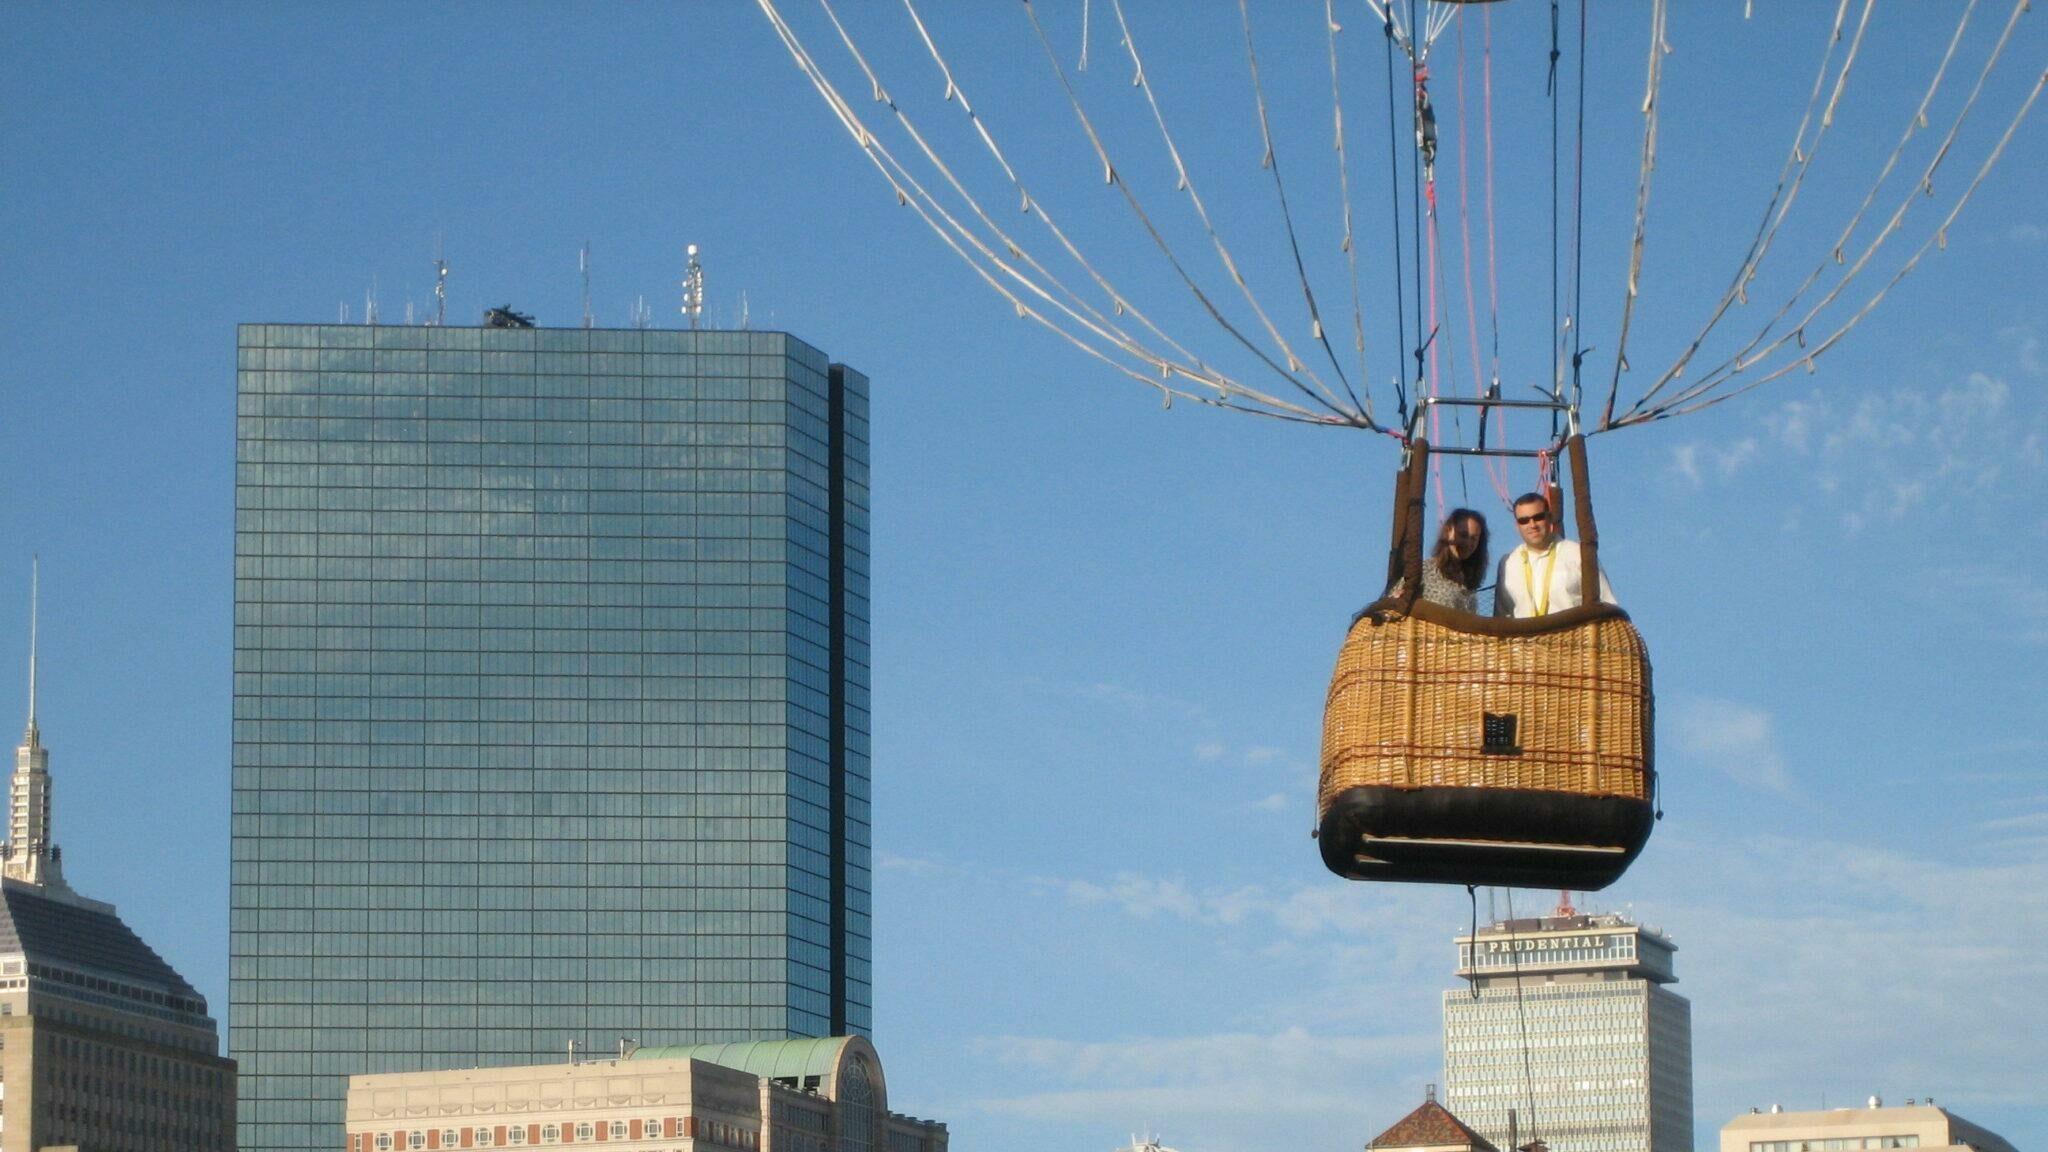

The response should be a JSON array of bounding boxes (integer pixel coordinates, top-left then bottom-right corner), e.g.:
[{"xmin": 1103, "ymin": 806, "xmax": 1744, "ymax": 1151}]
[
  {"xmin": 1721, "ymin": 1100, "xmax": 2017, "ymax": 1152},
  {"xmin": 343, "ymin": 1036, "xmax": 945, "ymax": 1152},
  {"xmin": 1444, "ymin": 907, "xmax": 1692, "ymax": 1152},
  {"xmin": 1, "ymin": 583, "xmax": 237, "ymax": 1151},
  {"xmin": 231, "ymin": 323, "xmax": 872, "ymax": 1152}
]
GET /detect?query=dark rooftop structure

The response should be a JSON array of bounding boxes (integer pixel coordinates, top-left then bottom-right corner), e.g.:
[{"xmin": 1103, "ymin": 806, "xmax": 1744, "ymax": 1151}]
[{"xmin": 0, "ymin": 879, "xmax": 205, "ymax": 1007}]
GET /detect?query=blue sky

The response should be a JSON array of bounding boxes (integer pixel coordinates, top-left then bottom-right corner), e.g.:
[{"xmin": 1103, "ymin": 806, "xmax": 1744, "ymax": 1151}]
[{"xmin": 2, "ymin": 4, "xmax": 2043, "ymax": 1151}]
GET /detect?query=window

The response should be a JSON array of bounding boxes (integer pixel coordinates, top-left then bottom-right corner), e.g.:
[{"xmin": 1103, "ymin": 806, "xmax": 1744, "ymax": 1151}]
[
  {"xmin": 509, "ymin": 1127, "xmax": 526, "ymax": 1146},
  {"xmin": 576, "ymin": 1123, "xmax": 595, "ymax": 1139},
  {"xmin": 611, "ymin": 1122, "xmax": 628, "ymax": 1138},
  {"xmin": 444, "ymin": 1132, "xmax": 461, "ymax": 1146},
  {"xmin": 476, "ymin": 1129, "xmax": 495, "ymax": 1147},
  {"xmin": 376, "ymin": 1137, "xmax": 393, "ymax": 1152},
  {"xmin": 542, "ymin": 1125, "xmax": 560, "ymax": 1142},
  {"xmin": 410, "ymin": 1135, "xmax": 426, "ymax": 1151}
]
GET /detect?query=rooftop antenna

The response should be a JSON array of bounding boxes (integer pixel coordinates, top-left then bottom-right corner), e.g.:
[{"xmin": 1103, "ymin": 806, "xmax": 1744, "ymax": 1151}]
[
  {"xmin": 433, "ymin": 234, "xmax": 449, "ymax": 326},
  {"xmin": 26, "ymin": 556, "xmax": 38, "ymax": 734},
  {"xmin": 339, "ymin": 301, "xmax": 350, "ymax": 324},
  {"xmin": 739, "ymin": 290, "xmax": 751, "ymax": 331},
  {"xmin": 580, "ymin": 242, "xmax": 595, "ymax": 329},
  {"xmin": 682, "ymin": 244, "xmax": 704, "ymax": 330},
  {"xmin": 365, "ymin": 277, "xmax": 379, "ymax": 326},
  {"xmin": 405, "ymin": 299, "xmax": 416, "ymax": 326},
  {"xmin": 632, "ymin": 295, "xmax": 652, "ymax": 329}
]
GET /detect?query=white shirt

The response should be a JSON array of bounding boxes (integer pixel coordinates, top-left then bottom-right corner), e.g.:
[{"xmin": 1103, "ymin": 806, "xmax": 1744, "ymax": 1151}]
[{"xmin": 1492, "ymin": 539, "xmax": 1617, "ymax": 618}]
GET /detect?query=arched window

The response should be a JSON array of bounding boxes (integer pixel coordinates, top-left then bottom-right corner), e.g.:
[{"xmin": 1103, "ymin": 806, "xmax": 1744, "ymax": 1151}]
[{"xmin": 837, "ymin": 1057, "xmax": 876, "ymax": 1152}]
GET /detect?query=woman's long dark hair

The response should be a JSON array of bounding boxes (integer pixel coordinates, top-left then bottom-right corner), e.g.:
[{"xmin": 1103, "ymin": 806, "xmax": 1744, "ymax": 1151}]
[{"xmin": 1432, "ymin": 508, "xmax": 1490, "ymax": 590}]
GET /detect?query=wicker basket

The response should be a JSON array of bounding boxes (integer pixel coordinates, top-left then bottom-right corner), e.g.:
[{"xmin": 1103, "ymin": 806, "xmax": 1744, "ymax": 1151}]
[
  {"xmin": 1320, "ymin": 608, "xmax": 1653, "ymax": 804},
  {"xmin": 1315, "ymin": 434, "xmax": 1656, "ymax": 889}
]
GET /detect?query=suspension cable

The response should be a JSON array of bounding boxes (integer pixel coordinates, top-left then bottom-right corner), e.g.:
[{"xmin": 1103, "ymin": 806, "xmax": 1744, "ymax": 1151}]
[
  {"xmin": 1690, "ymin": 0, "xmax": 1984, "ymax": 385},
  {"xmin": 1549, "ymin": 0, "xmax": 1563, "ymax": 423},
  {"xmin": 831, "ymin": 0, "xmax": 1208, "ymax": 391},
  {"xmin": 1409, "ymin": 0, "xmax": 1431, "ymax": 429},
  {"xmin": 1597, "ymin": 0, "xmax": 1671, "ymax": 430},
  {"xmin": 1624, "ymin": 62, "xmax": 2046, "ymax": 427},
  {"xmin": 1022, "ymin": 0, "xmax": 1366, "ymax": 422},
  {"xmin": 1568, "ymin": 0, "xmax": 1590, "ymax": 420},
  {"xmin": 1092, "ymin": 0, "xmax": 1366, "ymax": 420},
  {"xmin": 1627, "ymin": 0, "xmax": 1866, "ymax": 418},
  {"xmin": 756, "ymin": 0, "xmax": 1340, "ymax": 422},
  {"xmin": 820, "ymin": 0, "xmax": 1257, "ymax": 406},
  {"xmin": 1631, "ymin": 0, "xmax": 2023, "ymax": 421},
  {"xmin": 1326, "ymin": 0, "xmax": 1377, "ymax": 427},
  {"xmin": 1455, "ymin": 11, "xmax": 1511, "ymax": 504},
  {"xmin": 1382, "ymin": 6, "xmax": 1413, "ymax": 425},
  {"xmin": 890, "ymin": 0, "xmax": 1216, "ymax": 378},
  {"xmin": 1239, "ymin": 0, "xmax": 1366, "ymax": 413},
  {"xmin": 1503, "ymin": 889, "xmax": 1544, "ymax": 1149}
]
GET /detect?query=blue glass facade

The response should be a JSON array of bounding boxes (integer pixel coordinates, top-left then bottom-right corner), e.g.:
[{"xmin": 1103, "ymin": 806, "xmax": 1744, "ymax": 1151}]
[{"xmin": 229, "ymin": 324, "xmax": 871, "ymax": 1152}]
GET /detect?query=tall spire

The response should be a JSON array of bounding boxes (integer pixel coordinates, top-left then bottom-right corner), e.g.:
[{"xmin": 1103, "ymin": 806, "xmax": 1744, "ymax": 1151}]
[
  {"xmin": 7, "ymin": 558, "xmax": 65, "ymax": 892},
  {"xmin": 24, "ymin": 554, "xmax": 37, "ymax": 744}
]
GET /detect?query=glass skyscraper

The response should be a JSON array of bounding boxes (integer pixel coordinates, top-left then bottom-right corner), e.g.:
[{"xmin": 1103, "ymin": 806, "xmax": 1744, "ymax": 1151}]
[{"xmin": 230, "ymin": 323, "xmax": 871, "ymax": 1152}]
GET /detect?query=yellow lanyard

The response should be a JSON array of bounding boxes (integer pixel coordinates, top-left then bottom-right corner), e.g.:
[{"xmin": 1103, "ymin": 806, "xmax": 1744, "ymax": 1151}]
[{"xmin": 1520, "ymin": 544, "xmax": 1559, "ymax": 616}]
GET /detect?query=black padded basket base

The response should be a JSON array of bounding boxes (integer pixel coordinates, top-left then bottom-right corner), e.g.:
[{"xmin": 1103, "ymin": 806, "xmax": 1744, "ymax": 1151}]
[{"xmin": 1319, "ymin": 784, "xmax": 1655, "ymax": 891}]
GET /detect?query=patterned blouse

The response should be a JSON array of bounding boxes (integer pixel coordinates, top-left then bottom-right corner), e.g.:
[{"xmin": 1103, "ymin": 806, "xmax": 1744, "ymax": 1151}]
[{"xmin": 1390, "ymin": 564, "xmax": 1480, "ymax": 614}]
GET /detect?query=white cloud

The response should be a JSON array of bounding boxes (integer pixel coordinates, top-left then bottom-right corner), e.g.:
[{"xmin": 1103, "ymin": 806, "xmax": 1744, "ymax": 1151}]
[
  {"xmin": 2006, "ymin": 223, "xmax": 2047, "ymax": 244},
  {"xmin": 1670, "ymin": 438, "xmax": 1759, "ymax": 487},
  {"xmin": 1037, "ymin": 869, "xmax": 1458, "ymax": 949},
  {"xmin": 1750, "ymin": 374, "xmax": 2042, "ymax": 527},
  {"xmin": 1022, "ymin": 676, "xmax": 1213, "ymax": 725},
  {"xmin": 1637, "ymin": 833, "xmax": 2048, "ymax": 1119},
  {"xmin": 1194, "ymin": 741, "xmax": 1226, "ymax": 761},
  {"xmin": 970, "ymin": 1028, "xmax": 1438, "ymax": 1150},
  {"xmin": 1669, "ymin": 696, "xmax": 1795, "ymax": 795},
  {"xmin": 950, "ymin": 826, "xmax": 2048, "ymax": 1147},
  {"xmin": 1982, "ymin": 809, "xmax": 2048, "ymax": 834},
  {"xmin": 1937, "ymin": 567, "xmax": 2048, "ymax": 644},
  {"xmin": 1252, "ymin": 791, "xmax": 1291, "ymax": 812},
  {"xmin": 1048, "ymin": 875, "xmax": 1254, "ymax": 926},
  {"xmin": 876, "ymin": 851, "xmax": 963, "ymax": 877},
  {"xmin": 2001, "ymin": 324, "xmax": 2044, "ymax": 377}
]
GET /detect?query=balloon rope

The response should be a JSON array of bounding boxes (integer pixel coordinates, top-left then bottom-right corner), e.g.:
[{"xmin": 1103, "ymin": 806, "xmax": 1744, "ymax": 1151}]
[
  {"xmin": 1596, "ymin": 0, "xmax": 1667, "ymax": 429},
  {"xmin": 1238, "ymin": 0, "xmax": 1366, "ymax": 413},
  {"xmin": 1326, "ymin": 0, "xmax": 1377, "ymax": 426},
  {"xmin": 1627, "ymin": 0, "xmax": 1864, "ymax": 417},
  {"xmin": 1628, "ymin": 0, "xmax": 2020, "ymax": 422}
]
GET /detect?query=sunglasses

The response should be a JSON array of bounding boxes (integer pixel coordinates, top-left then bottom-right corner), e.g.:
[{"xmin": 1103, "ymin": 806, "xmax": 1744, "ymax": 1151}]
[{"xmin": 1515, "ymin": 514, "xmax": 1550, "ymax": 525}]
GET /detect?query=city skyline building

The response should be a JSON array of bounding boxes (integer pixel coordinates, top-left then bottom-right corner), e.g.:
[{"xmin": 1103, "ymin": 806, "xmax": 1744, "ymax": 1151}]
[
  {"xmin": 344, "ymin": 1035, "xmax": 947, "ymax": 1152},
  {"xmin": 230, "ymin": 321, "xmax": 872, "ymax": 1152},
  {"xmin": 1720, "ymin": 1099, "xmax": 2018, "ymax": 1152},
  {"xmin": 1444, "ymin": 905, "xmax": 1693, "ymax": 1152},
  {"xmin": 2, "ymin": 571, "xmax": 237, "ymax": 1152}
]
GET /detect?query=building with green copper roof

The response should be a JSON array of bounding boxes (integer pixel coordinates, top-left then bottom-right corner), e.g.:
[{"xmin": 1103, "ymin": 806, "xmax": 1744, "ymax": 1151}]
[{"xmin": 347, "ymin": 1033, "xmax": 945, "ymax": 1152}]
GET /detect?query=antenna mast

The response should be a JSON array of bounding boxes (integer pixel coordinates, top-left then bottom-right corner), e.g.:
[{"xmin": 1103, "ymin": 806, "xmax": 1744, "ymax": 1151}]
[
  {"xmin": 581, "ymin": 242, "xmax": 594, "ymax": 329},
  {"xmin": 26, "ymin": 556, "xmax": 37, "ymax": 732},
  {"xmin": 682, "ymin": 245, "xmax": 704, "ymax": 330},
  {"xmin": 433, "ymin": 235, "xmax": 449, "ymax": 327}
]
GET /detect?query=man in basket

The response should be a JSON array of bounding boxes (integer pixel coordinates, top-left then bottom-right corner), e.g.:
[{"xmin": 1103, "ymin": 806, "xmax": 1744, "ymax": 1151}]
[{"xmin": 1493, "ymin": 492, "xmax": 1617, "ymax": 618}]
